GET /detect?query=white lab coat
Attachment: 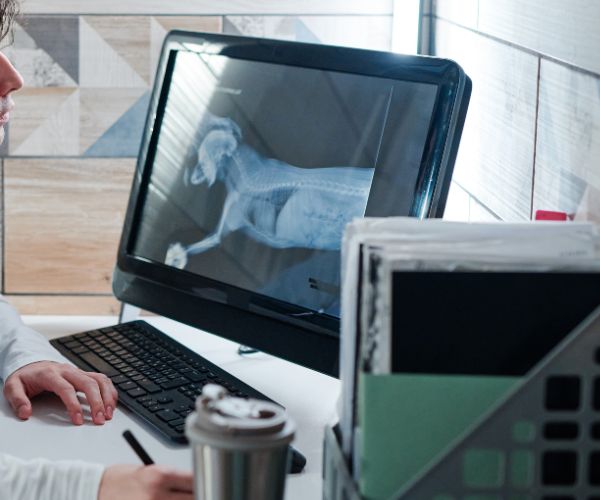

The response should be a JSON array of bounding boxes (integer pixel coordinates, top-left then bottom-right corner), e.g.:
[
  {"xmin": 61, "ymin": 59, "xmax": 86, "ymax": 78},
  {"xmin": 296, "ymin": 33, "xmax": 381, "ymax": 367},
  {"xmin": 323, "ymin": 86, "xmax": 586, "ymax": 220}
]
[{"xmin": 0, "ymin": 295, "xmax": 105, "ymax": 500}]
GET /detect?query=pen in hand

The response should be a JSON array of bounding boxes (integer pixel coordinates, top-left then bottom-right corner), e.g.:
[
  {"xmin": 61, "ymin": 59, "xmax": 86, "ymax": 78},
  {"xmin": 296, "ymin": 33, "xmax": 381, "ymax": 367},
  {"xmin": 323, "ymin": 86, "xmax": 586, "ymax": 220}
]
[{"xmin": 123, "ymin": 429, "xmax": 155, "ymax": 465}]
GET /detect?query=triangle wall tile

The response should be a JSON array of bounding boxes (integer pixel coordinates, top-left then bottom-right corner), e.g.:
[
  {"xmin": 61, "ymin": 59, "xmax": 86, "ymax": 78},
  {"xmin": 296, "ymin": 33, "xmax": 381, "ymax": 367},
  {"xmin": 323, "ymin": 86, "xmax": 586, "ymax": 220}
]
[
  {"xmin": 84, "ymin": 16, "xmax": 151, "ymax": 85},
  {"xmin": 154, "ymin": 16, "xmax": 222, "ymax": 33},
  {"xmin": 12, "ymin": 89, "xmax": 80, "ymax": 156},
  {"xmin": 150, "ymin": 16, "xmax": 222, "ymax": 82},
  {"xmin": 224, "ymin": 16, "xmax": 296, "ymax": 41},
  {"xmin": 9, "ymin": 88, "xmax": 78, "ymax": 153},
  {"xmin": 150, "ymin": 17, "xmax": 168, "ymax": 81},
  {"xmin": 0, "ymin": 122, "xmax": 9, "ymax": 156},
  {"xmin": 6, "ymin": 23, "xmax": 77, "ymax": 87},
  {"xmin": 79, "ymin": 17, "xmax": 147, "ymax": 88},
  {"xmin": 294, "ymin": 19, "xmax": 321, "ymax": 43},
  {"xmin": 19, "ymin": 15, "xmax": 79, "ymax": 83},
  {"xmin": 85, "ymin": 92, "xmax": 151, "ymax": 157},
  {"xmin": 297, "ymin": 16, "xmax": 392, "ymax": 50},
  {"xmin": 80, "ymin": 88, "xmax": 147, "ymax": 153},
  {"xmin": 223, "ymin": 18, "xmax": 242, "ymax": 35}
]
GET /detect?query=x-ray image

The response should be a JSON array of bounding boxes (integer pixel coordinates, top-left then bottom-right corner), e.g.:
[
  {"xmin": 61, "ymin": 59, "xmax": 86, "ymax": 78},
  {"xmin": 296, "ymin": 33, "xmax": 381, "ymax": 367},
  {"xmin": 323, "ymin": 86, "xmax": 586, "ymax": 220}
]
[
  {"xmin": 165, "ymin": 111, "xmax": 374, "ymax": 270},
  {"xmin": 131, "ymin": 49, "xmax": 437, "ymax": 316}
]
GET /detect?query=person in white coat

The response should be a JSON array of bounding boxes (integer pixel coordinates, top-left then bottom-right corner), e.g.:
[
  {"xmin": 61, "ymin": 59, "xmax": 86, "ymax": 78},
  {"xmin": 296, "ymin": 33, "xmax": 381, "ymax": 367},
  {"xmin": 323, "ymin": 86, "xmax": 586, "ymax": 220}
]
[{"xmin": 0, "ymin": 2, "xmax": 193, "ymax": 499}]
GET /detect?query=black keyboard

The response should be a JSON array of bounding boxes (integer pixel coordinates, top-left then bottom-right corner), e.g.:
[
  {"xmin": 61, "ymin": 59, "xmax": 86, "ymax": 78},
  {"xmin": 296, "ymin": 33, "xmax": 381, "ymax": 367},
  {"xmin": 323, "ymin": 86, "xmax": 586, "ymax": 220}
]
[{"xmin": 50, "ymin": 320, "xmax": 275, "ymax": 444}]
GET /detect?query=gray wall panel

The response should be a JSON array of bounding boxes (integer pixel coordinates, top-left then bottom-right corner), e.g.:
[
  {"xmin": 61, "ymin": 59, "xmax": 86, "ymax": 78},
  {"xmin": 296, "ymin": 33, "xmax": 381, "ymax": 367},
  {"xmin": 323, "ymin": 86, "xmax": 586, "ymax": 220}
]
[
  {"xmin": 534, "ymin": 59, "xmax": 600, "ymax": 221},
  {"xmin": 435, "ymin": 19, "xmax": 537, "ymax": 220},
  {"xmin": 478, "ymin": 0, "xmax": 600, "ymax": 75}
]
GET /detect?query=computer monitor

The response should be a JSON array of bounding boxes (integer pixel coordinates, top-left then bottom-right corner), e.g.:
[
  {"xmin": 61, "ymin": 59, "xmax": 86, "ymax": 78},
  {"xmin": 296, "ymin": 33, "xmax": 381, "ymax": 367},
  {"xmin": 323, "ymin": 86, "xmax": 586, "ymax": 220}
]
[{"xmin": 113, "ymin": 31, "xmax": 471, "ymax": 377}]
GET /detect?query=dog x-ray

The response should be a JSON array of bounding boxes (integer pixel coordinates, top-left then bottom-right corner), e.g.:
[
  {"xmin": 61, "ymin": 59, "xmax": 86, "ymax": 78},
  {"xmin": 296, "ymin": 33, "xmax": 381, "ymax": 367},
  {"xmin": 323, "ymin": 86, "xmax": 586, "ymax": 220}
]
[{"xmin": 132, "ymin": 50, "xmax": 437, "ymax": 316}]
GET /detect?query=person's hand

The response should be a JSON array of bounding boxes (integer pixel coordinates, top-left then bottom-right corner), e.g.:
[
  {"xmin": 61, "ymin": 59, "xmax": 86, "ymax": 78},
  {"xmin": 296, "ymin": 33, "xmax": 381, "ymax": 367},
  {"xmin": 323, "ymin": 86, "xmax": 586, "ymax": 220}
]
[
  {"xmin": 98, "ymin": 465, "xmax": 194, "ymax": 500},
  {"xmin": 3, "ymin": 361, "xmax": 118, "ymax": 425}
]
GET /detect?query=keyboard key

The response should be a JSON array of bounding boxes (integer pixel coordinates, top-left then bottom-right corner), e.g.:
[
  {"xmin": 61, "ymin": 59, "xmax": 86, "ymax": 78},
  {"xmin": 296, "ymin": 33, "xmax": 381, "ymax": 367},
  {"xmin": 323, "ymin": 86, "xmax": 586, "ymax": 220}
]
[
  {"xmin": 156, "ymin": 409, "xmax": 179, "ymax": 422},
  {"xmin": 156, "ymin": 396, "xmax": 172, "ymax": 405},
  {"xmin": 168, "ymin": 418, "xmax": 186, "ymax": 428},
  {"xmin": 111, "ymin": 375, "xmax": 129, "ymax": 385},
  {"xmin": 161, "ymin": 377, "xmax": 189, "ymax": 389},
  {"xmin": 128, "ymin": 388, "xmax": 147, "ymax": 398},
  {"xmin": 138, "ymin": 380, "xmax": 161, "ymax": 394},
  {"xmin": 79, "ymin": 352, "xmax": 119, "ymax": 377},
  {"xmin": 72, "ymin": 346, "xmax": 89, "ymax": 354},
  {"xmin": 147, "ymin": 405, "xmax": 162, "ymax": 413},
  {"xmin": 64, "ymin": 341, "xmax": 81, "ymax": 349},
  {"xmin": 119, "ymin": 381, "xmax": 138, "ymax": 391},
  {"xmin": 186, "ymin": 371, "xmax": 206, "ymax": 382}
]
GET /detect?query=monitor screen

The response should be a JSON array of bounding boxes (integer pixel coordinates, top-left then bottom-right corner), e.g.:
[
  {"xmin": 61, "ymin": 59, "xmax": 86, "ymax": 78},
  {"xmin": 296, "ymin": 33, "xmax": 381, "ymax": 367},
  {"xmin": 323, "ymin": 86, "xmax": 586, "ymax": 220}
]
[
  {"xmin": 131, "ymin": 49, "xmax": 437, "ymax": 318},
  {"xmin": 114, "ymin": 31, "xmax": 471, "ymax": 376}
]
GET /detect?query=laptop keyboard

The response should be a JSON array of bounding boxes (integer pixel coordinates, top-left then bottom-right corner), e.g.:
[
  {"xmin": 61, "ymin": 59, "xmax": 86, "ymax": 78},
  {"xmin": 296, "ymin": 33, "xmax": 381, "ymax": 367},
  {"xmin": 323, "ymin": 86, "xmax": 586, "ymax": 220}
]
[{"xmin": 50, "ymin": 320, "xmax": 272, "ymax": 443}]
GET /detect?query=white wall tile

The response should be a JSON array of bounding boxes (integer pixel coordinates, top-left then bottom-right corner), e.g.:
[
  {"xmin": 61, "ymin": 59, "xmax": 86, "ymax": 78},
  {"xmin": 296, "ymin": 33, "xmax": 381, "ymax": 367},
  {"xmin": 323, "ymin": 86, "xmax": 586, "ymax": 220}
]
[
  {"xmin": 468, "ymin": 196, "xmax": 500, "ymax": 222},
  {"xmin": 434, "ymin": 20, "xmax": 538, "ymax": 220},
  {"xmin": 478, "ymin": 0, "xmax": 600, "ymax": 75},
  {"xmin": 534, "ymin": 60, "xmax": 600, "ymax": 222},
  {"xmin": 432, "ymin": 0, "xmax": 478, "ymax": 28},
  {"xmin": 443, "ymin": 181, "xmax": 470, "ymax": 221}
]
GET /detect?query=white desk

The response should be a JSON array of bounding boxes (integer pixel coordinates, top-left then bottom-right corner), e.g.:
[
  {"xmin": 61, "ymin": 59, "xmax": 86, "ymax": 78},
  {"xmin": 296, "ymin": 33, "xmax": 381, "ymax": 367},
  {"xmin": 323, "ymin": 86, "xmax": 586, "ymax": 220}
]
[{"xmin": 0, "ymin": 315, "xmax": 340, "ymax": 500}]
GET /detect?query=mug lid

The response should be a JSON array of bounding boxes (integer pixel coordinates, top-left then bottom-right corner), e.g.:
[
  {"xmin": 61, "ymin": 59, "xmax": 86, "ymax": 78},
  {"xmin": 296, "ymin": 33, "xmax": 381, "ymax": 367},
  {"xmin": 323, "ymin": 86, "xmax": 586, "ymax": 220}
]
[{"xmin": 192, "ymin": 384, "xmax": 289, "ymax": 436}]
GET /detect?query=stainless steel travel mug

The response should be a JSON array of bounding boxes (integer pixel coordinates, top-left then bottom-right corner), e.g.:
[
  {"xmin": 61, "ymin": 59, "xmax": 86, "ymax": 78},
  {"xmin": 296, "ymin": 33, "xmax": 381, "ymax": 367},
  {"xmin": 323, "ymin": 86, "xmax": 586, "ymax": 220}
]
[{"xmin": 186, "ymin": 384, "xmax": 296, "ymax": 500}]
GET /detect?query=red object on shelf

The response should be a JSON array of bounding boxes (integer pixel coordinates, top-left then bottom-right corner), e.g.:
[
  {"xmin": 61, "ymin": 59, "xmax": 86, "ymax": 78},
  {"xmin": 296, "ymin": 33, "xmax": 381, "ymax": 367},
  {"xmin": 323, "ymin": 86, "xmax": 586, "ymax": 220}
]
[{"xmin": 535, "ymin": 210, "xmax": 568, "ymax": 221}]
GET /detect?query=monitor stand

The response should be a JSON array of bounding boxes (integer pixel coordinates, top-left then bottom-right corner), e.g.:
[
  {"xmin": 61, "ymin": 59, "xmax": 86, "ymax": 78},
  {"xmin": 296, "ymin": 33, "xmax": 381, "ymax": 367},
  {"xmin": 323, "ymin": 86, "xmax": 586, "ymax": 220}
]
[
  {"xmin": 119, "ymin": 302, "xmax": 141, "ymax": 323},
  {"xmin": 121, "ymin": 302, "xmax": 259, "ymax": 356}
]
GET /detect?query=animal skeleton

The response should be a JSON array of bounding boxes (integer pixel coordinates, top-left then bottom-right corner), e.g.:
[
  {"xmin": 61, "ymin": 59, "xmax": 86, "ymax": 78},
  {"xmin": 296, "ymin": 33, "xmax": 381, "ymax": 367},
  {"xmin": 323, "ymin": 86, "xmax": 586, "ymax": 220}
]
[{"xmin": 165, "ymin": 115, "xmax": 374, "ymax": 269}]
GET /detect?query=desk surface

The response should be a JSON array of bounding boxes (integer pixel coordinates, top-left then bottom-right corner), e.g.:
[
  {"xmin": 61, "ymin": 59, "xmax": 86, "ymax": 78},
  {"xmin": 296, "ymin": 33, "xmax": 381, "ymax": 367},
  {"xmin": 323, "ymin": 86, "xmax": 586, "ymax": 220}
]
[{"xmin": 0, "ymin": 315, "xmax": 340, "ymax": 500}]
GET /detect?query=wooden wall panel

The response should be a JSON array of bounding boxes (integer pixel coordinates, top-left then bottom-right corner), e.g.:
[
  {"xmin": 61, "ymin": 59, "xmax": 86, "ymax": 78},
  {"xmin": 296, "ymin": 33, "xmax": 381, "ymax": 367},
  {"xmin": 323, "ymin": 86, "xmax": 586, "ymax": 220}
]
[
  {"xmin": 22, "ymin": 0, "xmax": 393, "ymax": 16},
  {"xmin": 434, "ymin": 19, "xmax": 538, "ymax": 220},
  {"xmin": 533, "ymin": 60, "xmax": 600, "ymax": 221},
  {"xmin": 6, "ymin": 295, "xmax": 121, "ymax": 315},
  {"xmin": 4, "ymin": 158, "xmax": 135, "ymax": 294},
  {"xmin": 478, "ymin": 0, "xmax": 600, "ymax": 76}
]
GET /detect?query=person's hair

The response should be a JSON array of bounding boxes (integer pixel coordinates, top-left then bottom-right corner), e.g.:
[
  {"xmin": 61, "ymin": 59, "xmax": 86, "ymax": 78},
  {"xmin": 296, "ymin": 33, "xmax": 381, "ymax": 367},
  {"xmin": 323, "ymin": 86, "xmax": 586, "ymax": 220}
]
[{"xmin": 0, "ymin": 0, "xmax": 18, "ymax": 43}]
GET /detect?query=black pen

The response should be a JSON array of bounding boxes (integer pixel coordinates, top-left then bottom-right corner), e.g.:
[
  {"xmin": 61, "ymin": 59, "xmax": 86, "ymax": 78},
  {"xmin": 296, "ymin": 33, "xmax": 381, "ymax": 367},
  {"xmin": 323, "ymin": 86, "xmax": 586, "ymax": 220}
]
[{"xmin": 123, "ymin": 429, "xmax": 155, "ymax": 465}]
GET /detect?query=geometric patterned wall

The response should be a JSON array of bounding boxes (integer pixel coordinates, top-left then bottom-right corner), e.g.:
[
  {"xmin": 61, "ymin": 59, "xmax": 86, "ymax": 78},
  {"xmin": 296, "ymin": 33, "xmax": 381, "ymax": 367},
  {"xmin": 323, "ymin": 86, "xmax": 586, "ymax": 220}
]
[{"xmin": 1, "ymin": 5, "xmax": 392, "ymax": 314}]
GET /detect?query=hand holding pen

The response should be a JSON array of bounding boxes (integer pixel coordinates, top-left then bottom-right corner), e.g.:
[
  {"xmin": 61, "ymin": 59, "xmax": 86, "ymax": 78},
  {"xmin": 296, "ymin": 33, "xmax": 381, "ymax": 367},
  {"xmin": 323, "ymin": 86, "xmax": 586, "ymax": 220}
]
[{"xmin": 96, "ymin": 429, "xmax": 194, "ymax": 500}]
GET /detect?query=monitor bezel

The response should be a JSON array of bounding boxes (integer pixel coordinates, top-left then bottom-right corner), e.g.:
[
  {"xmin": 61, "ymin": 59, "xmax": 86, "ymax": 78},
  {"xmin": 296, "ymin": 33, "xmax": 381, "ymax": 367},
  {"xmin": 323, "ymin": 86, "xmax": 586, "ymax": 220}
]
[{"xmin": 114, "ymin": 31, "xmax": 470, "ymax": 377}]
